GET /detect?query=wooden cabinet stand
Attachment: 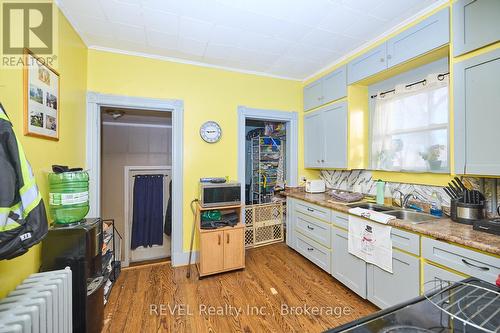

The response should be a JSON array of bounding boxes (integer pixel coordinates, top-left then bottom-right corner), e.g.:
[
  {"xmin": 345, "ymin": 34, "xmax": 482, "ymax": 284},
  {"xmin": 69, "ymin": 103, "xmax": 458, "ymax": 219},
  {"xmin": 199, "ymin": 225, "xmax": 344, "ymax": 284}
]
[{"xmin": 195, "ymin": 203, "xmax": 245, "ymax": 278}]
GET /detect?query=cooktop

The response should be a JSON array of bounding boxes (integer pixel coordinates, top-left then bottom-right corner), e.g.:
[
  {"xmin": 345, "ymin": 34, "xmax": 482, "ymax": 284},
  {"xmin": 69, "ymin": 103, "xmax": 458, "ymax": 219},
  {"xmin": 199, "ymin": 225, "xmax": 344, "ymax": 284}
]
[{"xmin": 327, "ymin": 278, "xmax": 499, "ymax": 333}]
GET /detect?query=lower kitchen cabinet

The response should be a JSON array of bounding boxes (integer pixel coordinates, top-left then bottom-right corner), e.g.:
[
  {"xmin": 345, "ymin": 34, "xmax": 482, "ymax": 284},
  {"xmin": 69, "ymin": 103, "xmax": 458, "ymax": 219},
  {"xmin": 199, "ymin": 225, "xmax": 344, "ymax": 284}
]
[
  {"xmin": 331, "ymin": 227, "xmax": 367, "ymax": 298},
  {"xmin": 367, "ymin": 250, "xmax": 420, "ymax": 309},
  {"xmin": 285, "ymin": 198, "xmax": 296, "ymax": 250},
  {"xmin": 423, "ymin": 262, "xmax": 465, "ymax": 293}
]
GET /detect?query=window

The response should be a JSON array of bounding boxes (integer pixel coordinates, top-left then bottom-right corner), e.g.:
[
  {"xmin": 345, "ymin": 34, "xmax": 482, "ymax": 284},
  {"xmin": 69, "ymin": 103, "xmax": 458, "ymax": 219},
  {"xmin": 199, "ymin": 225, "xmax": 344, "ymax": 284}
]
[{"xmin": 371, "ymin": 74, "xmax": 449, "ymax": 173}]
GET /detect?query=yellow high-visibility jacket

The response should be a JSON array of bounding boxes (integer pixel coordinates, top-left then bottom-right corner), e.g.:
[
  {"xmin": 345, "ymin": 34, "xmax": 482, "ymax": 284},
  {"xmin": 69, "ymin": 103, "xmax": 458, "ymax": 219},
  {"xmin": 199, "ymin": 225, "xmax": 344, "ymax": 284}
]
[{"xmin": 0, "ymin": 104, "xmax": 48, "ymax": 260}]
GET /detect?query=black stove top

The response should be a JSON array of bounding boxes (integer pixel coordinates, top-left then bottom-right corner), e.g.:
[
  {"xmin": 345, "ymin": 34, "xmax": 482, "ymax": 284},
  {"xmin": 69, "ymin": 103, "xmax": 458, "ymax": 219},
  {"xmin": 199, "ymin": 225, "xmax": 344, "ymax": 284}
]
[{"xmin": 327, "ymin": 278, "xmax": 500, "ymax": 333}]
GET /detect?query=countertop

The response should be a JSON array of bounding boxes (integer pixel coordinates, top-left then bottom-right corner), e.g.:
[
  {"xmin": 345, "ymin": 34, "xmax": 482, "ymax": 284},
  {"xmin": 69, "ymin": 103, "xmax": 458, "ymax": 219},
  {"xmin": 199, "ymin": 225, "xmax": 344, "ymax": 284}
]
[{"xmin": 282, "ymin": 188, "xmax": 500, "ymax": 256}]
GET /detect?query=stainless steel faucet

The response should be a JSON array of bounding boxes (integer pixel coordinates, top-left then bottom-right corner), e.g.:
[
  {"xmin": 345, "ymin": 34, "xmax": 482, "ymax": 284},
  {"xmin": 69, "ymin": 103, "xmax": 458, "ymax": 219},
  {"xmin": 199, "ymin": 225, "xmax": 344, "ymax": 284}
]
[{"xmin": 392, "ymin": 190, "xmax": 417, "ymax": 209}]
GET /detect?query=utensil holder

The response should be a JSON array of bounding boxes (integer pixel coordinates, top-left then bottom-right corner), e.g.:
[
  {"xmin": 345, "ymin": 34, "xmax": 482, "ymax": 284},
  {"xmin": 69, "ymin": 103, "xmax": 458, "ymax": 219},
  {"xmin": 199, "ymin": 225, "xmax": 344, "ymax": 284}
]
[{"xmin": 451, "ymin": 200, "xmax": 486, "ymax": 225}]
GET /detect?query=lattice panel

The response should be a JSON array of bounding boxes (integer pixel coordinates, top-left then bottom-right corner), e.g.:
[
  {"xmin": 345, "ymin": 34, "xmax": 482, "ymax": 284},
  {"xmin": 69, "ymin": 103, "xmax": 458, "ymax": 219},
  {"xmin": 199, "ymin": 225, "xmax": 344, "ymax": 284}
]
[{"xmin": 244, "ymin": 202, "xmax": 284, "ymax": 248}]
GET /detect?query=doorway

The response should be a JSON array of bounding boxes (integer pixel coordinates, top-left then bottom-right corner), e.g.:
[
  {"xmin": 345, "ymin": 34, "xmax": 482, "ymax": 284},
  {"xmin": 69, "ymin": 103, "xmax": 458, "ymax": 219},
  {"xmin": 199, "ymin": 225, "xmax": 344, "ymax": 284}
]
[
  {"xmin": 86, "ymin": 93, "xmax": 184, "ymax": 267},
  {"xmin": 101, "ymin": 108, "xmax": 172, "ymax": 264},
  {"xmin": 238, "ymin": 106, "xmax": 299, "ymax": 204}
]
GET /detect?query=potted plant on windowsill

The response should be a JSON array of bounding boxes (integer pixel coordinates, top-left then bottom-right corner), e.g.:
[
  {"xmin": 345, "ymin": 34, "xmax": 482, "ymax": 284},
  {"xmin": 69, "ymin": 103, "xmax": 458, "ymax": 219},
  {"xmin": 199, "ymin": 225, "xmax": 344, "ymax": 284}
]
[{"xmin": 420, "ymin": 145, "xmax": 445, "ymax": 171}]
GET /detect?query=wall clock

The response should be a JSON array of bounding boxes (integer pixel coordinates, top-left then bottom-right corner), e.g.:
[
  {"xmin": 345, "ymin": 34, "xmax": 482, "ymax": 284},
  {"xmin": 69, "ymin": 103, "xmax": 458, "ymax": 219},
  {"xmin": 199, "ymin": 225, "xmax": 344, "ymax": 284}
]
[{"xmin": 200, "ymin": 121, "xmax": 222, "ymax": 143}]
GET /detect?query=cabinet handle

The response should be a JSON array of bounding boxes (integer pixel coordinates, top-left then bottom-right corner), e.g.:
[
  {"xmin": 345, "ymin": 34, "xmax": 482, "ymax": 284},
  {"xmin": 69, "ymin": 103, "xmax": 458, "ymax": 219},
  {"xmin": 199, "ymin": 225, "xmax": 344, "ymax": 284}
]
[
  {"xmin": 307, "ymin": 208, "xmax": 314, "ymax": 212},
  {"xmin": 461, "ymin": 259, "xmax": 489, "ymax": 271},
  {"xmin": 387, "ymin": 54, "xmax": 392, "ymax": 60},
  {"xmin": 380, "ymin": 58, "xmax": 385, "ymax": 62},
  {"xmin": 321, "ymin": 159, "xmax": 325, "ymax": 163},
  {"xmin": 307, "ymin": 225, "xmax": 314, "ymax": 230},
  {"xmin": 227, "ymin": 234, "xmax": 230, "ymax": 244},
  {"xmin": 218, "ymin": 234, "xmax": 221, "ymax": 245},
  {"xmin": 307, "ymin": 247, "xmax": 314, "ymax": 251}
]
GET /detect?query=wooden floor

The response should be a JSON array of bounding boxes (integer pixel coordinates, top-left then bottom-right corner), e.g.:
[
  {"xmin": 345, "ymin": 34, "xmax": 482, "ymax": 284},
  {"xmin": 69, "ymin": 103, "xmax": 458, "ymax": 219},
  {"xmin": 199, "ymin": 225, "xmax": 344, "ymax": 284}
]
[{"xmin": 103, "ymin": 243, "xmax": 377, "ymax": 333}]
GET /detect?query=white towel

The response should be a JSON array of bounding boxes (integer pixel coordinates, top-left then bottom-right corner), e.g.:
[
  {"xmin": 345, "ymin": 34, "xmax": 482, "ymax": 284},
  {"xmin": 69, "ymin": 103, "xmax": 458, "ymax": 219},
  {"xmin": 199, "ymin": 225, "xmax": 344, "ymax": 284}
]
[
  {"xmin": 348, "ymin": 207, "xmax": 396, "ymax": 224},
  {"xmin": 348, "ymin": 215, "xmax": 393, "ymax": 273}
]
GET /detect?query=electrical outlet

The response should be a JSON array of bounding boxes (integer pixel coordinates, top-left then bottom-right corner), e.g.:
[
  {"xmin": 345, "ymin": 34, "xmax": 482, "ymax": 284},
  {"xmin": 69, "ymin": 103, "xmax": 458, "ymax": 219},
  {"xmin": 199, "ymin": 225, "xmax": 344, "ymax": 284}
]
[{"xmin": 300, "ymin": 176, "xmax": 307, "ymax": 182}]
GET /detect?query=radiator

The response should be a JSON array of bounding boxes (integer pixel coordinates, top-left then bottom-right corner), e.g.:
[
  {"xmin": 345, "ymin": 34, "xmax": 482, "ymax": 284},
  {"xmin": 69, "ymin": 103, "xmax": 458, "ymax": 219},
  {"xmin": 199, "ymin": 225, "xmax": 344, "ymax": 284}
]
[{"xmin": 0, "ymin": 268, "xmax": 72, "ymax": 333}]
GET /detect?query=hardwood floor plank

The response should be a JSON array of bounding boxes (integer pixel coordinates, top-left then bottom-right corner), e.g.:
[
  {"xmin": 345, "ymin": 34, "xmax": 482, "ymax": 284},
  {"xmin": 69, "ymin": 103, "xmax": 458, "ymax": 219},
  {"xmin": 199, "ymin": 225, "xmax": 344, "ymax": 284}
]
[{"xmin": 103, "ymin": 243, "xmax": 377, "ymax": 333}]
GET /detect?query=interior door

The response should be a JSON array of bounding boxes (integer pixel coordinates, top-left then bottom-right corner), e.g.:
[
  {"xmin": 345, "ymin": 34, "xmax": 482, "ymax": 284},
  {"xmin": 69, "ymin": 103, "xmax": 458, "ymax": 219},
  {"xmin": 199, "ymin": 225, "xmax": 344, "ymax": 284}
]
[
  {"xmin": 223, "ymin": 228, "xmax": 244, "ymax": 270},
  {"xmin": 128, "ymin": 169, "xmax": 171, "ymax": 263}
]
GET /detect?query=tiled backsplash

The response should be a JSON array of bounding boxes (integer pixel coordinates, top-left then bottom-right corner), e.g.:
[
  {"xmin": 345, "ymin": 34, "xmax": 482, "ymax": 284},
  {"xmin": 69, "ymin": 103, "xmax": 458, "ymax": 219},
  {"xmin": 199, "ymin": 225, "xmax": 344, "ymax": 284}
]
[{"xmin": 319, "ymin": 170, "xmax": 499, "ymax": 216}]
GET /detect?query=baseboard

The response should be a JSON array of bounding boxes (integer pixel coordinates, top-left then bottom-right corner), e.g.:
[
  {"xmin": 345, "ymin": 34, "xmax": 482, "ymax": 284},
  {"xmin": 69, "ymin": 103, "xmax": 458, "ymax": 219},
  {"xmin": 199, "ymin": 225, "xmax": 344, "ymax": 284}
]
[{"xmin": 172, "ymin": 251, "xmax": 198, "ymax": 267}]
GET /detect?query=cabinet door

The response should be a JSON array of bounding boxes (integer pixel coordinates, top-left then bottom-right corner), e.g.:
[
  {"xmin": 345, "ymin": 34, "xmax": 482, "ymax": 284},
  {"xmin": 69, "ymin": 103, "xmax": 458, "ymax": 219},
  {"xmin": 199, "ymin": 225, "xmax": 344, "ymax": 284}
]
[
  {"xmin": 331, "ymin": 227, "xmax": 367, "ymax": 298},
  {"xmin": 200, "ymin": 231, "xmax": 224, "ymax": 274},
  {"xmin": 367, "ymin": 250, "xmax": 420, "ymax": 309},
  {"xmin": 286, "ymin": 198, "xmax": 296, "ymax": 249},
  {"xmin": 453, "ymin": 0, "xmax": 500, "ymax": 56},
  {"xmin": 423, "ymin": 263, "xmax": 465, "ymax": 293},
  {"xmin": 304, "ymin": 79, "xmax": 323, "ymax": 111},
  {"xmin": 304, "ymin": 110, "xmax": 324, "ymax": 168},
  {"xmin": 387, "ymin": 8, "xmax": 449, "ymax": 68},
  {"xmin": 322, "ymin": 65, "xmax": 347, "ymax": 104},
  {"xmin": 322, "ymin": 102, "xmax": 347, "ymax": 169},
  {"xmin": 223, "ymin": 228, "xmax": 245, "ymax": 270},
  {"xmin": 347, "ymin": 43, "xmax": 387, "ymax": 84},
  {"xmin": 454, "ymin": 49, "xmax": 500, "ymax": 175}
]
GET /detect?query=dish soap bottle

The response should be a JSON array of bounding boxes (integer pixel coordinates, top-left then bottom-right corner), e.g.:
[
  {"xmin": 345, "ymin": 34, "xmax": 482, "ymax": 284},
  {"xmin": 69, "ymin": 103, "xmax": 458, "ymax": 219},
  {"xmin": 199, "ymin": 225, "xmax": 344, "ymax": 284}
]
[
  {"xmin": 430, "ymin": 191, "xmax": 443, "ymax": 217},
  {"xmin": 376, "ymin": 180, "xmax": 385, "ymax": 205}
]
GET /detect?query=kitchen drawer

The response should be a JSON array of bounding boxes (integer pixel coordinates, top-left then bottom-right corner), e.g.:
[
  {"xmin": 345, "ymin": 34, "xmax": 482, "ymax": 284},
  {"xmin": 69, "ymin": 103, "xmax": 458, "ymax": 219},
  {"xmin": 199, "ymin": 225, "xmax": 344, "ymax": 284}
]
[
  {"xmin": 332, "ymin": 212, "xmax": 349, "ymax": 230},
  {"xmin": 296, "ymin": 232, "xmax": 331, "ymax": 274},
  {"xmin": 391, "ymin": 228, "xmax": 420, "ymax": 255},
  {"xmin": 295, "ymin": 200, "xmax": 331, "ymax": 222},
  {"xmin": 334, "ymin": 212, "xmax": 420, "ymax": 255},
  {"xmin": 422, "ymin": 237, "xmax": 500, "ymax": 284},
  {"xmin": 295, "ymin": 212, "xmax": 331, "ymax": 248},
  {"xmin": 423, "ymin": 263, "xmax": 466, "ymax": 293}
]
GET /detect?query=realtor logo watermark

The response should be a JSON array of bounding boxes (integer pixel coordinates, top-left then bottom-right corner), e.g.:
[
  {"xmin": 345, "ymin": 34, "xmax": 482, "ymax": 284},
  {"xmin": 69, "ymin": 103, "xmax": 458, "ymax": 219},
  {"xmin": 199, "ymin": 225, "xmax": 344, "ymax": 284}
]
[{"xmin": 1, "ymin": 0, "xmax": 57, "ymax": 68}]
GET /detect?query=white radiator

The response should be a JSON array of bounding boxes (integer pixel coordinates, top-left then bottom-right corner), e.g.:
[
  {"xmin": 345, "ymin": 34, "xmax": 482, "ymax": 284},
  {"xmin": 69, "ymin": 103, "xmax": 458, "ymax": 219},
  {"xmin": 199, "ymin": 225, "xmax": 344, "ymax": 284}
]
[{"xmin": 0, "ymin": 268, "xmax": 72, "ymax": 333}]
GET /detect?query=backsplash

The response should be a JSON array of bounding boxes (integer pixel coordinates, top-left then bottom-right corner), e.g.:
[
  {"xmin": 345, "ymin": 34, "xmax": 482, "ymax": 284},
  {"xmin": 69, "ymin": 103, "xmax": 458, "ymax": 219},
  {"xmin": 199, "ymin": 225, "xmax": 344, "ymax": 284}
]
[{"xmin": 319, "ymin": 170, "xmax": 499, "ymax": 216}]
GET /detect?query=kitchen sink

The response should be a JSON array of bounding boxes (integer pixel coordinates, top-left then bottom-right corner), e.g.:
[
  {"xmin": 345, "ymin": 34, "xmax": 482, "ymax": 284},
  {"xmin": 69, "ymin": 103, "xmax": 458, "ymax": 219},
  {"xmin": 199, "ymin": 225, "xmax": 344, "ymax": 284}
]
[
  {"xmin": 346, "ymin": 202, "xmax": 394, "ymax": 212},
  {"xmin": 384, "ymin": 210, "xmax": 439, "ymax": 223}
]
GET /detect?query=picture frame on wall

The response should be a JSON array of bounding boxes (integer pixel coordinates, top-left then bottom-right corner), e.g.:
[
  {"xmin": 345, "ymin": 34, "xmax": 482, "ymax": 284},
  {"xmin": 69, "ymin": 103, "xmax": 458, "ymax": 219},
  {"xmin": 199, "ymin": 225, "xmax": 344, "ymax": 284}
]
[{"xmin": 23, "ymin": 49, "xmax": 60, "ymax": 141}]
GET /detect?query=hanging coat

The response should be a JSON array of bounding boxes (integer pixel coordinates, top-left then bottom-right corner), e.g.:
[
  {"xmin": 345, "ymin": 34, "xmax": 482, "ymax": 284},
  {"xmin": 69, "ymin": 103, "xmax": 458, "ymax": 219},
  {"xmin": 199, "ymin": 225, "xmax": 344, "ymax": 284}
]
[{"xmin": 0, "ymin": 104, "xmax": 48, "ymax": 260}]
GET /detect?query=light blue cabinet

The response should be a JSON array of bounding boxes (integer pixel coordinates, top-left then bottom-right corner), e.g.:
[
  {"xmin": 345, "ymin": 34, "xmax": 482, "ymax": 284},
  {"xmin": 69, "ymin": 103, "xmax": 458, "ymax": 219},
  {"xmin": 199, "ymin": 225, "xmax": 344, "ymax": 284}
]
[
  {"xmin": 286, "ymin": 198, "xmax": 296, "ymax": 250},
  {"xmin": 323, "ymin": 102, "xmax": 347, "ymax": 168},
  {"xmin": 348, "ymin": 43, "xmax": 387, "ymax": 84},
  {"xmin": 331, "ymin": 227, "xmax": 367, "ymax": 298},
  {"xmin": 304, "ymin": 65, "xmax": 347, "ymax": 111},
  {"xmin": 387, "ymin": 9, "xmax": 449, "ymax": 67},
  {"xmin": 453, "ymin": 0, "xmax": 500, "ymax": 56},
  {"xmin": 423, "ymin": 263, "xmax": 464, "ymax": 293},
  {"xmin": 367, "ymin": 250, "xmax": 420, "ymax": 309},
  {"xmin": 454, "ymin": 48, "xmax": 500, "ymax": 175},
  {"xmin": 347, "ymin": 8, "xmax": 449, "ymax": 84},
  {"xmin": 304, "ymin": 101, "xmax": 348, "ymax": 169},
  {"xmin": 304, "ymin": 80, "xmax": 323, "ymax": 111},
  {"xmin": 304, "ymin": 111, "xmax": 323, "ymax": 168}
]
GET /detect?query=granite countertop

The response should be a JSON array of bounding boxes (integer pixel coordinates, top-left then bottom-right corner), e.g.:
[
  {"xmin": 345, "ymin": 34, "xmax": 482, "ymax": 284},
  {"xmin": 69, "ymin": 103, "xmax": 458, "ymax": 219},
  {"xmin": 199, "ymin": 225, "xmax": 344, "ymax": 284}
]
[{"xmin": 282, "ymin": 188, "xmax": 500, "ymax": 256}]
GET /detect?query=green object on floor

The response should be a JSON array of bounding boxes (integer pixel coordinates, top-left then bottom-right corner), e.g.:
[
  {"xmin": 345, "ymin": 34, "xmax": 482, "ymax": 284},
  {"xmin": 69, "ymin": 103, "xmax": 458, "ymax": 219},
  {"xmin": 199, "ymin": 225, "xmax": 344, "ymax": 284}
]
[
  {"xmin": 48, "ymin": 171, "xmax": 90, "ymax": 224},
  {"xmin": 201, "ymin": 210, "xmax": 221, "ymax": 221}
]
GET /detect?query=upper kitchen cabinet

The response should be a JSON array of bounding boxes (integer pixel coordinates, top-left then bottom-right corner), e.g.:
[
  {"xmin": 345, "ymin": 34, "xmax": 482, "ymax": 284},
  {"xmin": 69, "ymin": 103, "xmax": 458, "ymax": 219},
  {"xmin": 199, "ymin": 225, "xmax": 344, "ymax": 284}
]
[
  {"xmin": 453, "ymin": 0, "xmax": 500, "ymax": 57},
  {"xmin": 387, "ymin": 9, "xmax": 449, "ymax": 68},
  {"xmin": 304, "ymin": 101, "xmax": 348, "ymax": 169},
  {"xmin": 304, "ymin": 65, "xmax": 347, "ymax": 111},
  {"xmin": 454, "ymin": 49, "xmax": 500, "ymax": 176},
  {"xmin": 347, "ymin": 8, "xmax": 449, "ymax": 84},
  {"xmin": 347, "ymin": 43, "xmax": 387, "ymax": 85}
]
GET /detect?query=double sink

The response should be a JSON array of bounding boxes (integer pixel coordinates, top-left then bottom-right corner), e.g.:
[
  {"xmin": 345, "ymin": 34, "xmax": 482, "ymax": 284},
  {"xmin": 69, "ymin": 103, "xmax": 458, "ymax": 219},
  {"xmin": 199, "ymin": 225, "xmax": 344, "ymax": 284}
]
[{"xmin": 346, "ymin": 202, "xmax": 441, "ymax": 224}]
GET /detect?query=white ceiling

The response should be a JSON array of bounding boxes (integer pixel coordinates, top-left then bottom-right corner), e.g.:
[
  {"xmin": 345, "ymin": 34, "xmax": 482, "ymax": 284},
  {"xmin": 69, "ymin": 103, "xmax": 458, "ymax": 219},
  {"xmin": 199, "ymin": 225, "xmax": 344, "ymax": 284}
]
[{"xmin": 58, "ymin": 0, "xmax": 444, "ymax": 80}]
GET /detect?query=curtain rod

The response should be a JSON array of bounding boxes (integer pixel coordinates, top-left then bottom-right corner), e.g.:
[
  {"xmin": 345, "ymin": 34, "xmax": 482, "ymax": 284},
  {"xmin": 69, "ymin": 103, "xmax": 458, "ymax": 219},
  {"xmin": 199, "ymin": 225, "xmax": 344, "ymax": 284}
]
[
  {"xmin": 133, "ymin": 174, "xmax": 169, "ymax": 177},
  {"xmin": 370, "ymin": 72, "xmax": 449, "ymax": 99}
]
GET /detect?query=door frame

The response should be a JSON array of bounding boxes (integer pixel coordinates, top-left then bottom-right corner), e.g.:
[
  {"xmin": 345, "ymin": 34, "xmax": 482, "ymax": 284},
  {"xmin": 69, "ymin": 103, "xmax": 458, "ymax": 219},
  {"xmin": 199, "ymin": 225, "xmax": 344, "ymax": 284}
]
[
  {"xmin": 86, "ymin": 92, "xmax": 185, "ymax": 267},
  {"xmin": 124, "ymin": 165, "xmax": 172, "ymax": 267},
  {"xmin": 237, "ymin": 106, "xmax": 299, "ymax": 204}
]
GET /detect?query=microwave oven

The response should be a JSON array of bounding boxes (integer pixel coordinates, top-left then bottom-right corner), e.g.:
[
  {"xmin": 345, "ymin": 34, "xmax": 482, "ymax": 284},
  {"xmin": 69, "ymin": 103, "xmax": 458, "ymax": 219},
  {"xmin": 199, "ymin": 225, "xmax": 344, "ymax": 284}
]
[{"xmin": 199, "ymin": 182, "xmax": 241, "ymax": 208}]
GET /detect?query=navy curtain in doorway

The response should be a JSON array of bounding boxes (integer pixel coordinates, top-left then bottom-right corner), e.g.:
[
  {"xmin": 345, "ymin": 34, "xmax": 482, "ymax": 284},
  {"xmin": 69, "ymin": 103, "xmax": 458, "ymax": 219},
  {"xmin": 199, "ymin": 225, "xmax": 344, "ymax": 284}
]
[{"xmin": 131, "ymin": 174, "xmax": 164, "ymax": 249}]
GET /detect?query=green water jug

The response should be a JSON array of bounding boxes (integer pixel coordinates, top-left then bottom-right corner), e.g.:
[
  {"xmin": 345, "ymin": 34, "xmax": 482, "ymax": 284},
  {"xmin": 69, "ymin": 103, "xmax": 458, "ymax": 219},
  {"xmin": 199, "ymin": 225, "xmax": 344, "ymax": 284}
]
[{"xmin": 48, "ymin": 171, "xmax": 90, "ymax": 224}]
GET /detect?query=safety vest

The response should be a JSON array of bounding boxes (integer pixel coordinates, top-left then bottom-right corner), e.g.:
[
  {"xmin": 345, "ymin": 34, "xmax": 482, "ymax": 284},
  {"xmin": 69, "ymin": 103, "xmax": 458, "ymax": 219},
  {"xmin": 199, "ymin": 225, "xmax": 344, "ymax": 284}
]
[{"xmin": 0, "ymin": 104, "xmax": 48, "ymax": 260}]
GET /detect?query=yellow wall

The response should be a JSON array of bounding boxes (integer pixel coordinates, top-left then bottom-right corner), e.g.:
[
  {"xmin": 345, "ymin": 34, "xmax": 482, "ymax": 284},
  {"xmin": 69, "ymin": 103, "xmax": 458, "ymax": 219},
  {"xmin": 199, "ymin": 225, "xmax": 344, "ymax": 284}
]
[
  {"xmin": 86, "ymin": 49, "xmax": 315, "ymax": 251},
  {"xmin": 0, "ymin": 10, "xmax": 88, "ymax": 298}
]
